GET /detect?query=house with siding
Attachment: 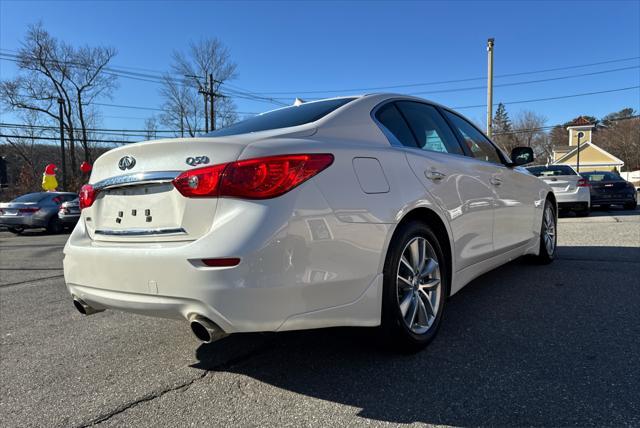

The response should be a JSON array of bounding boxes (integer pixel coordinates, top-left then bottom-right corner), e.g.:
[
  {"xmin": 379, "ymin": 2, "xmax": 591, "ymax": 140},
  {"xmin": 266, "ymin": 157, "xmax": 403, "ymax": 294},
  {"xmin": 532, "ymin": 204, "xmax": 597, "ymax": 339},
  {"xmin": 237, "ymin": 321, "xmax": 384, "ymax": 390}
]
[{"xmin": 552, "ymin": 116, "xmax": 624, "ymax": 172}]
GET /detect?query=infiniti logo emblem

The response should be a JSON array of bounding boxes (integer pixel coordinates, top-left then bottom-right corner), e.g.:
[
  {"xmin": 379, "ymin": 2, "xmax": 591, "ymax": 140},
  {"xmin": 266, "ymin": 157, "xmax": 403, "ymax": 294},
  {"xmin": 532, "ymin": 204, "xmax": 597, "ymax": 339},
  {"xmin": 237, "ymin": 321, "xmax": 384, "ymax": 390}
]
[{"xmin": 118, "ymin": 156, "xmax": 136, "ymax": 170}]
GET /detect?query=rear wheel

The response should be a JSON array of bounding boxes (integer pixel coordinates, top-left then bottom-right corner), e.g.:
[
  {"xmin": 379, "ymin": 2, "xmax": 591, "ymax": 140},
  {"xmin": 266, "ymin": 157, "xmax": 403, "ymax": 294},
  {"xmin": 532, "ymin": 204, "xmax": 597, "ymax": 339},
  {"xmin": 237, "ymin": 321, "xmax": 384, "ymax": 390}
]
[
  {"xmin": 534, "ymin": 200, "xmax": 557, "ymax": 264},
  {"xmin": 8, "ymin": 226, "xmax": 24, "ymax": 235},
  {"xmin": 381, "ymin": 221, "xmax": 449, "ymax": 352},
  {"xmin": 624, "ymin": 201, "xmax": 637, "ymax": 210},
  {"xmin": 46, "ymin": 218, "xmax": 63, "ymax": 234}
]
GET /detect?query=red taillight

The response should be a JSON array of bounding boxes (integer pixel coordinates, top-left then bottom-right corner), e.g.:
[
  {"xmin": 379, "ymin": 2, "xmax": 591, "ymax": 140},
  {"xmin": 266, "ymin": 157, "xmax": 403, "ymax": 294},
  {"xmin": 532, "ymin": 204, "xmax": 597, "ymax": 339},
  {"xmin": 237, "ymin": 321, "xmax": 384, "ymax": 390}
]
[
  {"xmin": 172, "ymin": 154, "xmax": 334, "ymax": 199},
  {"xmin": 577, "ymin": 178, "xmax": 590, "ymax": 187},
  {"xmin": 172, "ymin": 164, "xmax": 228, "ymax": 198},
  {"xmin": 79, "ymin": 184, "xmax": 97, "ymax": 209},
  {"xmin": 18, "ymin": 207, "xmax": 39, "ymax": 214}
]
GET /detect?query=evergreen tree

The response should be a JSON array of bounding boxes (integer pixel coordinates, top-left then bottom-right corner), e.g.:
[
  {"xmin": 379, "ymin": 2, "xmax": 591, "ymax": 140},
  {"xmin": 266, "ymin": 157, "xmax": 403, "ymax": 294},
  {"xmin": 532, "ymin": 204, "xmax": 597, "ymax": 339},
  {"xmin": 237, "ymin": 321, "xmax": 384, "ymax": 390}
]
[{"xmin": 492, "ymin": 103, "xmax": 517, "ymax": 152}]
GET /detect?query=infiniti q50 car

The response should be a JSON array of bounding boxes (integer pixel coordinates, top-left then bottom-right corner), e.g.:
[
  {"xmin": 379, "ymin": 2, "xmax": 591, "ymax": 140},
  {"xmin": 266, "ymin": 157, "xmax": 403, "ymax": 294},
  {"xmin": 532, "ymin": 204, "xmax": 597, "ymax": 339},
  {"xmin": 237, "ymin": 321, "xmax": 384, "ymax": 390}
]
[{"xmin": 64, "ymin": 94, "xmax": 556, "ymax": 350}]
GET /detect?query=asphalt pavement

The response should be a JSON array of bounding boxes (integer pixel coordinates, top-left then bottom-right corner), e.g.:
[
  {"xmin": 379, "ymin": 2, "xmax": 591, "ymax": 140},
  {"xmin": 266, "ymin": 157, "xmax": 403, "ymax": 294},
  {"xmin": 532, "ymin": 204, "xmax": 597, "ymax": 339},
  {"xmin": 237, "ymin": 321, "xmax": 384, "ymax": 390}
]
[{"xmin": 1, "ymin": 207, "xmax": 639, "ymax": 427}]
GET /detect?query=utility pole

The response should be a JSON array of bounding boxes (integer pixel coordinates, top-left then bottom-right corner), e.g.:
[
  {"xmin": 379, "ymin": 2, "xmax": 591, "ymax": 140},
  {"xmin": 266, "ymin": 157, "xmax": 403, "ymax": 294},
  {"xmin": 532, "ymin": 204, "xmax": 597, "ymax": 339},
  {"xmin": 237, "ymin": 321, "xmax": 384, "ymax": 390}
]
[
  {"xmin": 202, "ymin": 90, "xmax": 209, "ymax": 133},
  {"xmin": 209, "ymin": 73, "xmax": 215, "ymax": 131},
  {"xmin": 486, "ymin": 38, "xmax": 495, "ymax": 138},
  {"xmin": 57, "ymin": 98, "xmax": 67, "ymax": 191}
]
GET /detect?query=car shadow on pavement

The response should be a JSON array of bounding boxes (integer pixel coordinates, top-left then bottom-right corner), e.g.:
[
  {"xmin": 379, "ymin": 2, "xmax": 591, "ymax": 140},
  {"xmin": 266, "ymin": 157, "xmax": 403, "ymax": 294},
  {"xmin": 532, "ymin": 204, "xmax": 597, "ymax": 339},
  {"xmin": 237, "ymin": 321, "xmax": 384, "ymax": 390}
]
[{"xmin": 194, "ymin": 246, "xmax": 640, "ymax": 426}]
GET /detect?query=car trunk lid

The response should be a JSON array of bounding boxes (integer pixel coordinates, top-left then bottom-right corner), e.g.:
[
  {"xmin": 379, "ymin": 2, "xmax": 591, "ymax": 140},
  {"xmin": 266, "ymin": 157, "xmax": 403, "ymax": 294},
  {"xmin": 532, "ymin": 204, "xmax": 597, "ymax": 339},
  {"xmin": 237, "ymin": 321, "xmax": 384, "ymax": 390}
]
[
  {"xmin": 84, "ymin": 137, "xmax": 247, "ymax": 243},
  {"xmin": 539, "ymin": 174, "xmax": 579, "ymax": 194}
]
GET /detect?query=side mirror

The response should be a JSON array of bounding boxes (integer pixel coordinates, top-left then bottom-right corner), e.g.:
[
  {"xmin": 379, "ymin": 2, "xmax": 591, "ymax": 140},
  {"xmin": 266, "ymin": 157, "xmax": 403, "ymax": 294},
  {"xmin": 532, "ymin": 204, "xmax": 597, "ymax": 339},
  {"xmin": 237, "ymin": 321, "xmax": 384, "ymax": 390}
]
[{"xmin": 510, "ymin": 147, "xmax": 534, "ymax": 166}]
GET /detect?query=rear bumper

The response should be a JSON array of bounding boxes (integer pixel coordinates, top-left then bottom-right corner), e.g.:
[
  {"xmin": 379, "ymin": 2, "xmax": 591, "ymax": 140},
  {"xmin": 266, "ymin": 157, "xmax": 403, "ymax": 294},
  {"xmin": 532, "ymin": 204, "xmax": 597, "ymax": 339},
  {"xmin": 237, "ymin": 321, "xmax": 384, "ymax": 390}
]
[
  {"xmin": 558, "ymin": 201, "xmax": 589, "ymax": 211},
  {"xmin": 58, "ymin": 213, "xmax": 80, "ymax": 224},
  {"xmin": 63, "ymin": 183, "xmax": 386, "ymax": 334},
  {"xmin": 591, "ymin": 193, "xmax": 636, "ymax": 205},
  {"xmin": 554, "ymin": 187, "xmax": 590, "ymax": 205},
  {"xmin": 0, "ymin": 215, "xmax": 47, "ymax": 228}
]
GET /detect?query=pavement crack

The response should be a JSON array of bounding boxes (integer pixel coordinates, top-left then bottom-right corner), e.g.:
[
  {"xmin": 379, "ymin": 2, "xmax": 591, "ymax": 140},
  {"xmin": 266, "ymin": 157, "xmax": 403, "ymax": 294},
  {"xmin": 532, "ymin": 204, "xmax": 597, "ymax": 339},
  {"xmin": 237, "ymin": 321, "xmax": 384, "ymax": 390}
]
[
  {"xmin": 0, "ymin": 274, "xmax": 64, "ymax": 288},
  {"xmin": 75, "ymin": 371, "xmax": 209, "ymax": 428},
  {"xmin": 77, "ymin": 338, "xmax": 277, "ymax": 427}
]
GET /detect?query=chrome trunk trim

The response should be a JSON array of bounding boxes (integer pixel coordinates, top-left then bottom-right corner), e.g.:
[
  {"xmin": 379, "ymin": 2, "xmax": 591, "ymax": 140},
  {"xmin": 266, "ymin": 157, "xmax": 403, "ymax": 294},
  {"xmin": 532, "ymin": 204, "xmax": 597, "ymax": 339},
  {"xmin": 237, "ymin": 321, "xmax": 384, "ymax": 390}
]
[
  {"xmin": 94, "ymin": 227, "xmax": 187, "ymax": 236},
  {"xmin": 93, "ymin": 171, "xmax": 181, "ymax": 191}
]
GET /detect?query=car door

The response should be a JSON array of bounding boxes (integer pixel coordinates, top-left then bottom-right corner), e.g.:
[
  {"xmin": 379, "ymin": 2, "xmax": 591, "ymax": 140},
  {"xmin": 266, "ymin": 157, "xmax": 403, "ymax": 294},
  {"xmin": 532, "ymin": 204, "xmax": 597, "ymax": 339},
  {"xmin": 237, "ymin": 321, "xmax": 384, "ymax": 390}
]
[
  {"xmin": 374, "ymin": 101, "xmax": 495, "ymax": 270},
  {"xmin": 442, "ymin": 110, "xmax": 536, "ymax": 252}
]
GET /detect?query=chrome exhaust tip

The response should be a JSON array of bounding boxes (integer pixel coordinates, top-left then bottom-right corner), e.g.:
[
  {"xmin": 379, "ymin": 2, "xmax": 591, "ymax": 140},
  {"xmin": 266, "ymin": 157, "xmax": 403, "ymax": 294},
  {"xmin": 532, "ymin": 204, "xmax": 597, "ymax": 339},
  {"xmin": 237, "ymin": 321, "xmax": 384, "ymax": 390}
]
[
  {"xmin": 189, "ymin": 315, "xmax": 228, "ymax": 343},
  {"xmin": 72, "ymin": 297, "xmax": 105, "ymax": 316}
]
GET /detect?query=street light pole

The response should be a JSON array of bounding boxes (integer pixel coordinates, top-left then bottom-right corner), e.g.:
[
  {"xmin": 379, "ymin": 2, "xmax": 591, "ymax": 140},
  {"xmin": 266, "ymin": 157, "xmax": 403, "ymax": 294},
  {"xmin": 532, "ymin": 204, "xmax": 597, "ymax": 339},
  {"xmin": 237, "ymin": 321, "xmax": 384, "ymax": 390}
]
[
  {"xmin": 57, "ymin": 98, "xmax": 67, "ymax": 191},
  {"xmin": 486, "ymin": 38, "xmax": 495, "ymax": 138},
  {"xmin": 576, "ymin": 131, "xmax": 584, "ymax": 173}
]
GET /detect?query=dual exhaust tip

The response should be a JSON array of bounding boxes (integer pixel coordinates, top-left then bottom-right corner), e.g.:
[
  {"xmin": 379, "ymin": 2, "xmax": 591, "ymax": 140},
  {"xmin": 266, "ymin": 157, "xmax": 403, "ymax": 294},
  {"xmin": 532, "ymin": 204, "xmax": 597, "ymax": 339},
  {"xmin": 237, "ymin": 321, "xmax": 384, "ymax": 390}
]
[
  {"xmin": 189, "ymin": 315, "xmax": 228, "ymax": 344},
  {"xmin": 72, "ymin": 297, "xmax": 105, "ymax": 316},
  {"xmin": 72, "ymin": 297, "xmax": 226, "ymax": 344}
]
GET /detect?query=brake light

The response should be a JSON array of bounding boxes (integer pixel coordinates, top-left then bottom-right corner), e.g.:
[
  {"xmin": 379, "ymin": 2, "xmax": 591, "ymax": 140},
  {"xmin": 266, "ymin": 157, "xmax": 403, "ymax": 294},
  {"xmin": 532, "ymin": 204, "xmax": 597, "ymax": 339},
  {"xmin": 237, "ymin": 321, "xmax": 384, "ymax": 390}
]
[
  {"xmin": 79, "ymin": 184, "xmax": 97, "ymax": 209},
  {"xmin": 577, "ymin": 178, "xmax": 590, "ymax": 187},
  {"xmin": 173, "ymin": 154, "xmax": 334, "ymax": 199},
  {"xmin": 18, "ymin": 207, "xmax": 39, "ymax": 214},
  {"xmin": 172, "ymin": 164, "xmax": 227, "ymax": 198}
]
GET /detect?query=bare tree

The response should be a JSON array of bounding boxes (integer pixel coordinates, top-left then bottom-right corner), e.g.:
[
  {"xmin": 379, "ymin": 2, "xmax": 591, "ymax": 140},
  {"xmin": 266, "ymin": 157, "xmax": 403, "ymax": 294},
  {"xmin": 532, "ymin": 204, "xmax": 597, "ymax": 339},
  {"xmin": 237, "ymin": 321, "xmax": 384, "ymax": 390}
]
[
  {"xmin": 0, "ymin": 22, "xmax": 117, "ymax": 177},
  {"xmin": 160, "ymin": 38, "xmax": 238, "ymax": 135},
  {"xmin": 144, "ymin": 116, "xmax": 159, "ymax": 140},
  {"xmin": 160, "ymin": 76, "xmax": 201, "ymax": 137},
  {"xmin": 595, "ymin": 113, "xmax": 640, "ymax": 171}
]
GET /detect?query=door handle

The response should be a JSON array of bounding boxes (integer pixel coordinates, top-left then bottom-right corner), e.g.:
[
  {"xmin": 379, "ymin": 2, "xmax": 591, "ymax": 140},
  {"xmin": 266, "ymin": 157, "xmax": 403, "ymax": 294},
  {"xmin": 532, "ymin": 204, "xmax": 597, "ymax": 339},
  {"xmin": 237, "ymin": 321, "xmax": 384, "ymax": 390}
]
[
  {"xmin": 490, "ymin": 176, "xmax": 502, "ymax": 186},
  {"xmin": 425, "ymin": 170, "xmax": 446, "ymax": 181}
]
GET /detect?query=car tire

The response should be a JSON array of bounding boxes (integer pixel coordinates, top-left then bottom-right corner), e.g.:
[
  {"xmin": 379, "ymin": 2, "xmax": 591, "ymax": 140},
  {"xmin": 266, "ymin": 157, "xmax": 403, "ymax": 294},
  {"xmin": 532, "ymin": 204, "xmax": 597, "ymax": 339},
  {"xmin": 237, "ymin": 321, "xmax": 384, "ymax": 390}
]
[
  {"xmin": 534, "ymin": 199, "xmax": 557, "ymax": 264},
  {"xmin": 8, "ymin": 226, "xmax": 24, "ymax": 235},
  {"xmin": 46, "ymin": 218, "xmax": 63, "ymax": 234},
  {"xmin": 381, "ymin": 221, "xmax": 449, "ymax": 352},
  {"xmin": 623, "ymin": 201, "xmax": 637, "ymax": 210}
]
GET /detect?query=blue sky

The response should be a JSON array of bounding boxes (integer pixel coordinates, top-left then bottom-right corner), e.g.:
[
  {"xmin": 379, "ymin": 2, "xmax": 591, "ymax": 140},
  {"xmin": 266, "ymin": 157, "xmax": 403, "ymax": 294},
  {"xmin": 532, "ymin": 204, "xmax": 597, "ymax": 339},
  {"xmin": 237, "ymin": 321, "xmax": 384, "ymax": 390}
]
[{"xmin": 1, "ymin": 0, "xmax": 639, "ymax": 136}]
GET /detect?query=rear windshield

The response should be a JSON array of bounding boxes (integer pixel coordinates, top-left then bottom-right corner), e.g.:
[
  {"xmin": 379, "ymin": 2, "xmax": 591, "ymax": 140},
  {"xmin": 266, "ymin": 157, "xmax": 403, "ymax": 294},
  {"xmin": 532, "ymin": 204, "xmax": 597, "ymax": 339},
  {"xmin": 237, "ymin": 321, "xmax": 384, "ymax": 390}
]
[
  {"xmin": 205, "ymin": 97, "xmax": 356, "ymax": 137},
  {"xmin": 582, "ymin": 172, "xmax": 621, "ymax": 182},
  {"xmin": 12, "ymin": 193, "xmax": 48, "ymax": 203},
  {"xmin": 526, "ymin": 165, "xmax": 577, "ymax": 177}
]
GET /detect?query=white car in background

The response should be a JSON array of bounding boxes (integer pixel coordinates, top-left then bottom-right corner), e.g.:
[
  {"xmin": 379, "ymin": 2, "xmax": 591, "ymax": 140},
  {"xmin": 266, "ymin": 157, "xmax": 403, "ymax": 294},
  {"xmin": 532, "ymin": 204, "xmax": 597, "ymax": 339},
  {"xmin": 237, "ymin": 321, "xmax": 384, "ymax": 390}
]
[
  {"xmin": 526, "ymin": 165, "xmax": 591, "ymax": 216},
  {"xmin": 64, "ymin": 94, "xmax": 556, "ymax": 351}
]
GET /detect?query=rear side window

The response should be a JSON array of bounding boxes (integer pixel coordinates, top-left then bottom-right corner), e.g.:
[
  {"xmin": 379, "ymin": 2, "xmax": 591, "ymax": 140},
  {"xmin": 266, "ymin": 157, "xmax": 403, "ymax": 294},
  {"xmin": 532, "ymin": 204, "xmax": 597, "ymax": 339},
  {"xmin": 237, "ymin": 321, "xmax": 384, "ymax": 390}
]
[
  {"xmin": 582, "ymin": 172, "xmax": 621, "ymax": 182},
  {"xmin": 205, "ymin": 97, "xmax": 356, "ymax": 137},
  {"xmin": 395, "ymin": 102, "xmax": 463, "ymax": 155},
  {"xmin": 444, "ymin": 111, "xmax": 503, "ymax": 165},
  {"xmin": 374, "ymin": 103, "xmax": 417, "ymax": 148},
  {"xmin": 527, "ymin": 165, "xmax": 577, "ymax": 177},
  {"xmin": 12, "ymin": 193, "xmax": 47, "ymax": 203}
]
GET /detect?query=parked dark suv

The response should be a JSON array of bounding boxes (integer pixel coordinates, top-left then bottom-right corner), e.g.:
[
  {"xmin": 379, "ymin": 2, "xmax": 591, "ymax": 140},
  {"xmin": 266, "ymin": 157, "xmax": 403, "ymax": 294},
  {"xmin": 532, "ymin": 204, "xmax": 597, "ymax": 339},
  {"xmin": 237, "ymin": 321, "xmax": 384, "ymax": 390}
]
[{"xmin": 581, "ymin": 171, "xmax": 637, "ymax": 210}]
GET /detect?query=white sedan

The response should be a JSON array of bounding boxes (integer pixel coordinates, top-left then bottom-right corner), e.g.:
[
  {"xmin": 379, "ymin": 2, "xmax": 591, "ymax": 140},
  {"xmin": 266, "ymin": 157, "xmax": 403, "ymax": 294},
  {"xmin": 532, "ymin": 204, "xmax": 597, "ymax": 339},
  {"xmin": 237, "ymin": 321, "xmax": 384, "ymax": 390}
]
[{"xmin": 64, "ymin": 94, "xmax": 556, "ymax": 350}]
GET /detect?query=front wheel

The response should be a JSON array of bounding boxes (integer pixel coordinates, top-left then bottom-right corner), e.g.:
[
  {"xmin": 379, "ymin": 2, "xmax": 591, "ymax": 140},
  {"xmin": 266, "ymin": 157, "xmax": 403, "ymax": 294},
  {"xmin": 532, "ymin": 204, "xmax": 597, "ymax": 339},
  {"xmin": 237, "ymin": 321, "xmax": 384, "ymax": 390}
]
[
  {"xmin": 623, "ymin": 201, "xmax": 637, "ymax": 210},
  {"xmin": 534, "ymin": 200, "xmax": 557, "ymax": 264},
  {"xmin": 381, "ymin": 221, "xmax": 449, "ymax": 351}
]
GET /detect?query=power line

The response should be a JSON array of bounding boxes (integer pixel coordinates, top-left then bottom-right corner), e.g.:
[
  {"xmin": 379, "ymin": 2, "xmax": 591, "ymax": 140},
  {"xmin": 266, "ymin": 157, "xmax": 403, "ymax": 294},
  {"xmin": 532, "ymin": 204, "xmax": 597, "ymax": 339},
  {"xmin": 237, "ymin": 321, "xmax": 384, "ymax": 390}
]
[
  {"xmin": 492, "ymin": 115, "xmax": 640, "ymax": 136},
  {"xmin": 410, "ymin": 65, "xmax": 640, "ymax": 96},
  {"xmin": 238, "ymin": 56, "xmax": 640, "ymax": 95},
  {"xmin": 453, "ymin": 86, "xmax": 640, "ymax": 110},
  {"xmin": 0, "ymin": 52, "xmax": 286, "ymax": 106}
]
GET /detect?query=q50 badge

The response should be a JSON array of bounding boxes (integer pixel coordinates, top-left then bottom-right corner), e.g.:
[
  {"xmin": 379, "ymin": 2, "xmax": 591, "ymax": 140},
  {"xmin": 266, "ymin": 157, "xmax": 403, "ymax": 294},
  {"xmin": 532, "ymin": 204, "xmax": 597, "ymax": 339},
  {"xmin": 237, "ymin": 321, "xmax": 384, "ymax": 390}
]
[{"xmin": 186, "ymin": 156, "xmax": 210, "ymax": 166}]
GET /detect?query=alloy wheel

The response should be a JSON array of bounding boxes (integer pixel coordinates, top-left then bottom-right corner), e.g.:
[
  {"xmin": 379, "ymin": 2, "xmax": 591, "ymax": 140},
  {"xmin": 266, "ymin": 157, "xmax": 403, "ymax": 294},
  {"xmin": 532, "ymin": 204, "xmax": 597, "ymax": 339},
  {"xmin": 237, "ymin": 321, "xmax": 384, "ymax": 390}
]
[
  {"xmin": 396, "ymin": 237, "xmax": 442, "ymax": 334},
  {"xmin": 543, "ymin": 205, "xmax": 556, "ymax": 255}
]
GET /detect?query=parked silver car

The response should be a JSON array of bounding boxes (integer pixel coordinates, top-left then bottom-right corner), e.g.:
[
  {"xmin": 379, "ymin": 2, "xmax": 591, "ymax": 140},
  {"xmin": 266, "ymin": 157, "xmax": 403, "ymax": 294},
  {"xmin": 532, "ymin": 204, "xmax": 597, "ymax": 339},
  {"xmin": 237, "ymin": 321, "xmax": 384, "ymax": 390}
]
[
  {"xmin": 0, "ymin": 192, "xmax": 78, "ymax": 234},
  {"xmin": 526, "ymin": 165, "xmax": 591, "ymax": 216},
  {"xmin": 58, "ymin": 198, "xmax": 81, "ymax": 227}
]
